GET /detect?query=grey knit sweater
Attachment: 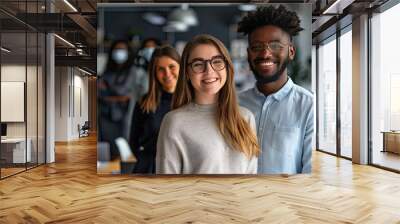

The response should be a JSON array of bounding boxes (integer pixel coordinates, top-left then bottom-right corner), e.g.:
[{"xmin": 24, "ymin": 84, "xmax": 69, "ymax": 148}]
[{"xmin": 156, "ymin": 102, "xmax": 258, "ymax": 174}]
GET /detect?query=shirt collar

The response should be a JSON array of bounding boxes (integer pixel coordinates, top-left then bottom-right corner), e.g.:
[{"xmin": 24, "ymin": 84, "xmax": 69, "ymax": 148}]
[{"xmin": 253, "ymin": 77, "xmax": 294, "ymax": 102}]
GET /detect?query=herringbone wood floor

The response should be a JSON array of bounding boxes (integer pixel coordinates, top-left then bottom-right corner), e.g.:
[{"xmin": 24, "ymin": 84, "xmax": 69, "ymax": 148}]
[{"xmin": 1, "ymin": 135, "xmax": 400, "ymax": 223}]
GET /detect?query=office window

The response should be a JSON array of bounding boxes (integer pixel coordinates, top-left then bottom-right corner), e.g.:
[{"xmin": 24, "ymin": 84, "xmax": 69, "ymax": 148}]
[
  {"xmin": 339, "ymin": 27, "xmax": 352, "ymax": 158},
  {"xmin": 371, "ymin": 2, "xmax": 400, "ymax": 171},
  {"xmin": 317, "ymin": 35, "xmax": 337, "ymax": 155}
]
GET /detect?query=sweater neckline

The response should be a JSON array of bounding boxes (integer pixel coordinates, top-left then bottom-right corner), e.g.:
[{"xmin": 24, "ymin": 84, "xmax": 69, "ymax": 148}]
[{"xmin": 189, "ymin": 102, "xmax": 217, "ymax": 112}]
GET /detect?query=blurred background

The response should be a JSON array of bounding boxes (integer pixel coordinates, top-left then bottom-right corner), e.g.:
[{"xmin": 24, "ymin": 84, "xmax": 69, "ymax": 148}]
[{"xmin": 97, "ymin": 3, "xmax": 312, "ymax": 91}]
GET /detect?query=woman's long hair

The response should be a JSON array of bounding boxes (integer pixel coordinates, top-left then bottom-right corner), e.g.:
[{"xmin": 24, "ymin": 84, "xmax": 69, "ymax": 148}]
[
  {"xmin": 173, "ymin": 34, "xmax": 260, "ymax": 158},
  {"xmin": 140, "ymin": 45, "xmax": 181, "ymax": 113}
]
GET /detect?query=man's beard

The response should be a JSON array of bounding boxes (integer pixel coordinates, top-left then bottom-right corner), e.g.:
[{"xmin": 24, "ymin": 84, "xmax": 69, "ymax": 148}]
[{"xmin": 249, "ymin": 56, "xmax": 290, "ymax": 85}]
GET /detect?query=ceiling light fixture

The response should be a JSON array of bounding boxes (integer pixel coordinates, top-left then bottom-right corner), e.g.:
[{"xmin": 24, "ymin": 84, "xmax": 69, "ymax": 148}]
[
  {"xmin": 1, "ymin": 47, "xmax": 11, "ymax": 53},
  {"xmin": 168, "ymin": 4, "xmax": 198, "ymax": 27},
  {"xmin": 76, "ymin": 48, "xmax": 84, "ymax": 55},
  {"xmin": 54, "ymin": 34, "xmax": 75, "ymax": 48},
  {"xmin": 143, "ymin": 12, "xmax": 166, "ymax": 25},
  {"xmin": 163, "ymin": 21, "xmax": 188, "ymax": 32},
  {"xmin": 238, "ymin": 4, "xmax": 257, "ymax": 12},
  {"xmin": 63, "ymin": 0, "xmax": 78, "ymax": 12}
]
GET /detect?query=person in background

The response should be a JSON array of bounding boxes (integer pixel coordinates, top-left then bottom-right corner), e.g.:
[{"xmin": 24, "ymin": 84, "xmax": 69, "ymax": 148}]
[
  {"xmin": 156, "ymin": 34, "xmax": 260, "ymax": 174},
  {"xmin": 98, "ymin": 40, "xmax": 147, "ymax": 160},
  {"xmin": 130, "ymin": 45, "xmax": 180, "ymax": 173},
  {"xmin": 237, "ymin": 5, "xmax": 314, "ymax": 174},
  {"xmin": 134, "ymin": 38, "xmax": 161, "ymax": 71}
]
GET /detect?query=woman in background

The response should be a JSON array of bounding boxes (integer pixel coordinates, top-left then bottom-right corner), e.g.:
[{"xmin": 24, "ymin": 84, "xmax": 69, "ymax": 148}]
[
  {"xmin": 98, "ymin": 40, "xmax": 147, "ymax": 160},
  {"xmin": 130, "ymin": 45, "xmax": 180, "ymax": 173},
  {"xmin": 156, "ymin": 34, "xmax": 260, "ymax": 174}
]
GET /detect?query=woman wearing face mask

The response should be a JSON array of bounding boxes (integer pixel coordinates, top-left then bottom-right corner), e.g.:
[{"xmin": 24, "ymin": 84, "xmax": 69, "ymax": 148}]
[
  {"xmin": 156, "ymin": 35, "xmax": 260, "ymax": 174},
  {"xmin": 129, "ymin": 45, "xmax": 180, "ymax": 174},
  {"xmin": 98, "ymin": 40, "xmax": 148, "ymax": 160},
  {"xmin": 134, "ymin": 38, "xmax": 161, "ymax": 71}
]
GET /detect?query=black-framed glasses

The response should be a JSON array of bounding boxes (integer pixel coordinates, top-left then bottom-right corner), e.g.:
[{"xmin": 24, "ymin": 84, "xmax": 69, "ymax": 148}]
[
  {"xmin": 188, "ymin": 55, "xmax": 226, "ymax": 74},
  {"xmin": 249, "ymin": 41, "xmax": 288, "ymax": 53}
]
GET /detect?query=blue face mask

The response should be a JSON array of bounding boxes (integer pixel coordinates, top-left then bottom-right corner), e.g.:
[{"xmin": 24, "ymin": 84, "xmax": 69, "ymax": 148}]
[
  {"xmin": 112, "ymin": 49, "xmax": 128, "ymax": 64},
  {"xmin": 140, "ymin": 47, "xmax": 155, "ymax": 62}
]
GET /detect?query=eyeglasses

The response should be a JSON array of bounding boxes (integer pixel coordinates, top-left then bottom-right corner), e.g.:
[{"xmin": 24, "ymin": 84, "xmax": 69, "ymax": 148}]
[
  {"xmin": 249, "ymin": 41, "xmax": 288, "ymax": 53},
  {"xmin": 188, "ymin": 56, "xmax": 226, "ymax": 74}
]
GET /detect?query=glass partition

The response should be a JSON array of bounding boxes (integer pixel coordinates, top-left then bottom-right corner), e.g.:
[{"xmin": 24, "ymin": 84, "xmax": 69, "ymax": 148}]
[
  {"xmin": 339, "ymin": 27, "xmax": 352, "ymax": 158},
  {"xmin": 317, "ymin": 35, "xmax": 337, "ymax": 155},
  {"xmin": 1, "ymin": 31, "xmax": 28, "ymax": 177},
  {"xmin": 0, "ymin": 0, "xmax": 46, "ymax": 179}
]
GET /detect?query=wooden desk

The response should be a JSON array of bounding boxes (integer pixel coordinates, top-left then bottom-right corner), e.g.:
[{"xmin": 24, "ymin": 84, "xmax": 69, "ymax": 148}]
[
  {"xmin": 97, "ymin": 160, "xmax": 121, "ymax": 174},
  {"xmin": 382, "ymin": 131, "xmax": 400, "ymax": 154},
  {"xmin": 97, "ymin": 155, "xmax": 137, "ymax": 175}
]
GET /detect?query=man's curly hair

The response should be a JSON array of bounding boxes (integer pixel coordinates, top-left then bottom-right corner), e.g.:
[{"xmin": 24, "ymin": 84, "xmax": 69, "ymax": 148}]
[{"xmin": 237, "ymin": 5, "xmax": 304, "ymax": 40}]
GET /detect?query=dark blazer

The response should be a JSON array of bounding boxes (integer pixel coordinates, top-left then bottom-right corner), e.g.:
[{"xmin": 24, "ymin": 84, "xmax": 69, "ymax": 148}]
[{"xmin": 129, "ymin": 91, "xmax": 173, "ymax": 173}]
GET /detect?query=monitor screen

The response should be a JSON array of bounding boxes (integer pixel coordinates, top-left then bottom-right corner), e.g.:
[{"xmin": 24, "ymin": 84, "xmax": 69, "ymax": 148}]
[{"xmin": 1, "ymin": 123, "xmax": 7, "ymax": 137}]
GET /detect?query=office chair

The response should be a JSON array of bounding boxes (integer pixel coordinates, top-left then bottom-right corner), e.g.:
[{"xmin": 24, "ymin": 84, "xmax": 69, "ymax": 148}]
[{"xmin": 78, "ymin": 121, "xmax": 90, "ymax": 138}]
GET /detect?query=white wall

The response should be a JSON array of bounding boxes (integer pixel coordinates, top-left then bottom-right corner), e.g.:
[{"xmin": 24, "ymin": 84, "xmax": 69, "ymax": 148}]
[
  {"xmin": 1, "ymin": 65, "xmax": 26, "ymax": 133},
  {"xmin": 1, "ymin": 65, "xmax": 29, "ymax": 138},
  {"xmin": 55, "ymin": 67, "xmax": 69, "ymax": 141},
  {"xmin": 1, "ymin": 64, "xmax": 46, "ymax": 163},
  {"xmin": 55, "ymin": 67, "xmax": 89, "ymax": 141}
]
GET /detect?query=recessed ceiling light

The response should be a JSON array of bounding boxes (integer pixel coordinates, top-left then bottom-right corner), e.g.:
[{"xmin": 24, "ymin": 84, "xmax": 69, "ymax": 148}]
[
  {"xmin": 1, "ymin": 47, "xmax": 11, "ymax": 53},
  {"xmin": 322, "ymin": 0, "xmax": 354, "ymax": 15},
  {"xmin": 63, "ymin": 0, "xmax": 78, "ymax": 12},
  {"xmin": 54, "ymin": 34, "xmax": 75, "ymax": 48},
  {"xmin": 78, "ymin": 67, "xmax": 93, "ymax": 76}
]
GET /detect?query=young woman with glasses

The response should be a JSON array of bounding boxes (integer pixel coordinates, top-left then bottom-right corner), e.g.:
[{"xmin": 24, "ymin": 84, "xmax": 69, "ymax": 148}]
[{"xmin": 156, "ymin": 34, "xmax": 260, "ymax": 174}]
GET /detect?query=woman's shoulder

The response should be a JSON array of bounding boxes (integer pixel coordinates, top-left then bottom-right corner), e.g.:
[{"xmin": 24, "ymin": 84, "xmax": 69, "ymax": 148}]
[
  {"xmin": 238, "ymin": 106, "xmax": 255, "ymax": 120},
  {"xmin": 162, "ymin": 104, "xmax": 192, "ymax": 125}
]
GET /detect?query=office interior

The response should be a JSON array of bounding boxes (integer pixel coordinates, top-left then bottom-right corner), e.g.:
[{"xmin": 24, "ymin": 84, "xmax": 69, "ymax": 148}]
[
  {"xmin": 0, "ymin": 0, "xmax": 97, "ymax": 179},
  {"xmin": 0, "ymin": 0, "xmax": 400, "ymax": 222}
]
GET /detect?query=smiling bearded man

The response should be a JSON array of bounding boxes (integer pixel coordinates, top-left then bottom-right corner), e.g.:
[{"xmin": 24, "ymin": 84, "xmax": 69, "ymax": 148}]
[{"xmin": 238, "ymin": 5, "xmax": 314, "ymax": 174}]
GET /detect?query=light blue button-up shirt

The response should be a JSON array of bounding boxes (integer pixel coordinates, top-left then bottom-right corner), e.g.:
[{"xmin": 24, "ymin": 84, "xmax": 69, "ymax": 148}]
[{"xmin": 239, "ymin": 78, "xmax": 314, "ymax": 174}]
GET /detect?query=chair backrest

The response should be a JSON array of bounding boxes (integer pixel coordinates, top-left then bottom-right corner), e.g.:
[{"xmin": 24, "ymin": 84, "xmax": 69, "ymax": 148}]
[{"xmin": 82, "ymin": 121, "xmax": 90, "ymax": 129}]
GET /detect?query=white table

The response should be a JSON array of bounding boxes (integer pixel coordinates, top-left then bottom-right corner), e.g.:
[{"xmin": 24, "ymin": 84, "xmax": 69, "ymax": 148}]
[{"xmin": 1, "ymin": 138, "xmax": 32, "ymax": 163}]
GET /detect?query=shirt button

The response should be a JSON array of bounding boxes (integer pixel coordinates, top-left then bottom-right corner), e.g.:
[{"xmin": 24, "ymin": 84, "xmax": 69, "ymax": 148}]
[{"xmin": 139, "ymin": 146, "xmax": 144, "ymax": 151}]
